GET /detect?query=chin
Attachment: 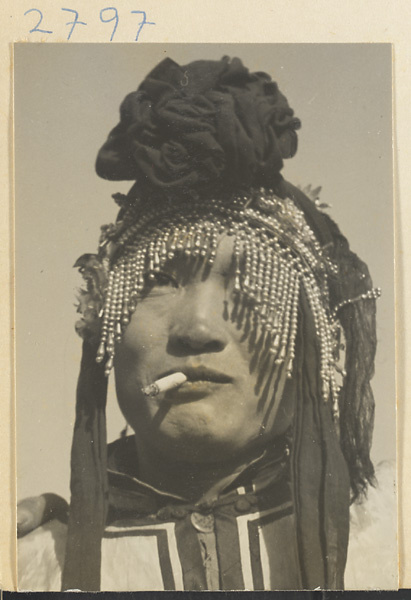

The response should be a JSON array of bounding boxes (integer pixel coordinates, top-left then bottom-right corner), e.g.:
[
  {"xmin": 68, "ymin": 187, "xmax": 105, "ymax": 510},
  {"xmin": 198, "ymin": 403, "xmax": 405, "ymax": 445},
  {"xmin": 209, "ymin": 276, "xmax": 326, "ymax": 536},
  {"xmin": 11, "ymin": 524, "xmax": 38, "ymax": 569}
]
[{"xmin": 143, "ymin": 417, "xmax": 259, "ymax": 464}]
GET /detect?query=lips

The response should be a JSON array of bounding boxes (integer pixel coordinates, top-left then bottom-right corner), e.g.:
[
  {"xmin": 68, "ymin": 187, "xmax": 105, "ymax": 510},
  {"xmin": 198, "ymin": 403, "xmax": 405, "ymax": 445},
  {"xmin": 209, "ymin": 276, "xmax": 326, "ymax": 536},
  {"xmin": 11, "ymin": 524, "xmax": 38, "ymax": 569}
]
[
  {"xmin": 158, "ymin": 365, "xmax": 233, "ymax": 385},
  {"xmin": 182, "ymin": 366, "xmax": 233, "ymax": 384}
]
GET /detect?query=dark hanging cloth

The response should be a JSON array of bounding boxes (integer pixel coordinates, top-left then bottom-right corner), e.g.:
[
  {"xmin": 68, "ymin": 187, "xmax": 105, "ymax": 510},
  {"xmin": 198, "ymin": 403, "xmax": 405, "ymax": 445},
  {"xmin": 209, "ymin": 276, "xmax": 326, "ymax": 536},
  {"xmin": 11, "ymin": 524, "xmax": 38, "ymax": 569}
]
[
  {"xmin": 61, "ymin": 341, "xmax": 108, "ymax": 591},
  {"xmin": 289, "ymin": 290, "xmax": 350, "ymax": 589},
  {"xmin": 282, "ymin": 180, "xmax": 377, "ymax": 500}
]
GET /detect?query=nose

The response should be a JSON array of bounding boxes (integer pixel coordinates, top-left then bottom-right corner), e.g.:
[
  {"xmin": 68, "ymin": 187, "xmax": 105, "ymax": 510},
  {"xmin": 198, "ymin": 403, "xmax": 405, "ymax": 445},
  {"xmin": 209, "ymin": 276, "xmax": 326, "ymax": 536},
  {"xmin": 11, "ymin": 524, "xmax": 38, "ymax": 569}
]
[{"xmin": 168, "ymin": 284, "xmax": 229, "ymax": 355}]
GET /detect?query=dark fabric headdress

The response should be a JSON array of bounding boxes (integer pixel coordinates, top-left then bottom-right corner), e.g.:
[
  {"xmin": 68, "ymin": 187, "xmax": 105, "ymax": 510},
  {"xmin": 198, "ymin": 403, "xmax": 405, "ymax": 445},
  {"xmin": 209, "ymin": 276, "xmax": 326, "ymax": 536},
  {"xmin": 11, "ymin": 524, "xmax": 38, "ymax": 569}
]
[
  {"xmin": 95, "ymin": 56, "xmax": 301, "ymax": 200},
  {"xmin": 62, "ymin": 57, "xmax": 377, "ymax": 591}
]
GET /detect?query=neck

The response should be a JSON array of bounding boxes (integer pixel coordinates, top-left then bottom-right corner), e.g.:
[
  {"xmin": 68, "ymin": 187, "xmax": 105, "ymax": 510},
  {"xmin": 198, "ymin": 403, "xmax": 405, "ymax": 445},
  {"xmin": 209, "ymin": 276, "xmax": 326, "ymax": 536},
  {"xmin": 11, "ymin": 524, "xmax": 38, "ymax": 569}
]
[{"xmin": 133, "ymin": 435, "xmax": 263, "ymax": 503}]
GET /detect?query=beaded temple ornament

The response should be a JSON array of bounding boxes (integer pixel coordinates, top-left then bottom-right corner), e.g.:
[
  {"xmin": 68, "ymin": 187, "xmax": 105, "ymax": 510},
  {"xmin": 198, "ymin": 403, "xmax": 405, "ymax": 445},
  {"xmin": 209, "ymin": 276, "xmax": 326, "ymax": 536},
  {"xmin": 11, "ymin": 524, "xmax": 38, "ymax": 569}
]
[{"xmin": 76, "ymin": 187, "xmax": 380, "ymax": 423}]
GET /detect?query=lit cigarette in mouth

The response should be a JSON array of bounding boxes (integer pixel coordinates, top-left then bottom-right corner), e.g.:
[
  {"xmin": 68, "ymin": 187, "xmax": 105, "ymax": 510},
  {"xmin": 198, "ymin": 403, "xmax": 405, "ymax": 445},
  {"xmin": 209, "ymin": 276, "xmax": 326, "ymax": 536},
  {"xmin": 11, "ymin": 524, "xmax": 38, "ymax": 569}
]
[{"xmin": 143, "ymin": 372, "xmax": 188, "ymax": 397}]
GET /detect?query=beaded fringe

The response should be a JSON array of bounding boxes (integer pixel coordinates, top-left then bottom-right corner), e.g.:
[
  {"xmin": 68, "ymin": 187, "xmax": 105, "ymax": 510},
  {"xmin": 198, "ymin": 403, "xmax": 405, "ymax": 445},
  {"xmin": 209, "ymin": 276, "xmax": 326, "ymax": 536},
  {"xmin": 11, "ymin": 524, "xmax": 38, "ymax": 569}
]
[{"xmin": 94, "ymin": 189, "xmax": 380, "ymax": 420}]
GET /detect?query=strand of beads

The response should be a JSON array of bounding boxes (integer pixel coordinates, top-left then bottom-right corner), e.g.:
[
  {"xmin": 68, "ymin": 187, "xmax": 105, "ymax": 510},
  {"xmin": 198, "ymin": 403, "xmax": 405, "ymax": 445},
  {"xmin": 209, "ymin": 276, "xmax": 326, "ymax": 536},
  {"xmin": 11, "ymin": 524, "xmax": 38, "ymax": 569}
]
[
  {"xmin": 301, "ymin": 272, "xmax": 340, "ymax": 403},
  {"xmin": 286, "ymin": 272, "xmax": 301, "ymax": 378},
  {"xmin": 96, "ymin": 258, "xmax": 127, "ymax": 375},
  {"xmin": 259, "ymin": 243, "xmax": 273, "ymax": 323},
  {"xmin": 331, "ymin": 287, "xmax": 381, "ymax": 318}
]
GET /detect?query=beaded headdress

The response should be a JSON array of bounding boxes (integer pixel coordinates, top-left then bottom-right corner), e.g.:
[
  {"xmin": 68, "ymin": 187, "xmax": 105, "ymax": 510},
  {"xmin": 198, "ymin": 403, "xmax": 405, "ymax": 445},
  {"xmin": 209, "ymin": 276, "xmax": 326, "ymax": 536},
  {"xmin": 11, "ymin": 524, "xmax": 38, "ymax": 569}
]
[
  {"xmin": 64, "ymin": 56, "xmax": 379, "ymax": 591},
  {"xmin": 77, "ymin": 184, "xmax": 380, "ymax": 423},
  {"xmin": 85, "ymin": 190, "xmax": 338, "ymax": 410}
]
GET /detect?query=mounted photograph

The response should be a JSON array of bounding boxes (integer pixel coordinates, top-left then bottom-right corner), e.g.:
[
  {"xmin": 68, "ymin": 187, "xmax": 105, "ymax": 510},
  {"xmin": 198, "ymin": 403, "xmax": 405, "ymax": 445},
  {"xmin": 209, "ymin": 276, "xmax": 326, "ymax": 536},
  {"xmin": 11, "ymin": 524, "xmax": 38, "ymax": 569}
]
[{"xmin": 14, "ymin": 43, "xmax": 397, "ymax": 591}]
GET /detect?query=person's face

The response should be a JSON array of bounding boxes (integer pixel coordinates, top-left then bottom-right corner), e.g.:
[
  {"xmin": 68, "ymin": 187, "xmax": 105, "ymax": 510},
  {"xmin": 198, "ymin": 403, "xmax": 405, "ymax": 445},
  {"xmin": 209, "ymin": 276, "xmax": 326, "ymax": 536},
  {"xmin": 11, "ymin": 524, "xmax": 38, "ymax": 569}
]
[{"xmin": 114, "ymin": 234, "xmax": 294, "ymax": 464}]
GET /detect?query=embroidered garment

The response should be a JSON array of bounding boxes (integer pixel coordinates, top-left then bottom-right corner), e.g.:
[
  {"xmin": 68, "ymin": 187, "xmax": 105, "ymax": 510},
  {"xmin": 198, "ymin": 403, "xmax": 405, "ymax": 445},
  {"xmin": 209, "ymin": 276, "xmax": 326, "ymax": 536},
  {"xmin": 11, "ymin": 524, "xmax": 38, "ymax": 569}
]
[
  {"xmin": 19, "ymin": 435, "xmax": 306, "ymax": 591},
  {"xmin": 17, "ymin": 458, "xmax": 396, "ymax": 592}
]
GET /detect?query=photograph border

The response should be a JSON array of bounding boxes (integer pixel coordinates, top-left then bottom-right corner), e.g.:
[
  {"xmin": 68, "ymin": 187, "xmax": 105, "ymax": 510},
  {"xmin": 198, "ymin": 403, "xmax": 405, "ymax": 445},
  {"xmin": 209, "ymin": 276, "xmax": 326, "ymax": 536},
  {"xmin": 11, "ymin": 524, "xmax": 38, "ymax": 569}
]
[{"xmin": 1, "ymin": 0, "xmax": 410, "ymax": 591}]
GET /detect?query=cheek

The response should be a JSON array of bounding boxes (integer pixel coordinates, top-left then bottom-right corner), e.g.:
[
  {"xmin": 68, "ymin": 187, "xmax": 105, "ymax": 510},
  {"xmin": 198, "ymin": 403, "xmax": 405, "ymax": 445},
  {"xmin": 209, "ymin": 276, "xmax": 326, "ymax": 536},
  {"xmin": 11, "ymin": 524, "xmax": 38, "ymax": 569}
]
[
  {"xmin": 113, "ymin": 301, "xmax": 172, "ymax": 417},
  {"xmin": 117, "ymin": 298, "xmax": 173, "ymax": 364}
]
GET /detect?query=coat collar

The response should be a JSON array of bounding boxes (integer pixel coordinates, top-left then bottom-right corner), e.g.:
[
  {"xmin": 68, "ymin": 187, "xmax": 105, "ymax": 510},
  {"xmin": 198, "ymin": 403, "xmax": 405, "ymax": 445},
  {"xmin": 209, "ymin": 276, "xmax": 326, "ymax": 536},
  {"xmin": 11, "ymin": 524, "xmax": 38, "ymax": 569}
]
[{"xmin": 106, "ymin": 434, "xmax": 291, "ymax": 522}]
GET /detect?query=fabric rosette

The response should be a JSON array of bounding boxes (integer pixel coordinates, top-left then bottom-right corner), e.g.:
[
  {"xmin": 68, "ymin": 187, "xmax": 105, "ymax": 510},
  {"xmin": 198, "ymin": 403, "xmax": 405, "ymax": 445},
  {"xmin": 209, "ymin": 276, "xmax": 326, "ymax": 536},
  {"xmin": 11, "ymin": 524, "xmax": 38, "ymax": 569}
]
[{"xmin": 96, "ymin": 56, "xmax": 301, "ymax": 200}]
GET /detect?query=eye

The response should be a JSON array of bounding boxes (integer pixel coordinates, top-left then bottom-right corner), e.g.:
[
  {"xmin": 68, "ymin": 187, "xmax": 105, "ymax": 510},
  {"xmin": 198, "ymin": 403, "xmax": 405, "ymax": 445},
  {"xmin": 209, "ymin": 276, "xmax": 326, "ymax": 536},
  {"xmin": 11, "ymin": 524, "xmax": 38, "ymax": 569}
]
[{"xmin": 144, "ymin": 270, "xmax": 179, "ymax": 288}]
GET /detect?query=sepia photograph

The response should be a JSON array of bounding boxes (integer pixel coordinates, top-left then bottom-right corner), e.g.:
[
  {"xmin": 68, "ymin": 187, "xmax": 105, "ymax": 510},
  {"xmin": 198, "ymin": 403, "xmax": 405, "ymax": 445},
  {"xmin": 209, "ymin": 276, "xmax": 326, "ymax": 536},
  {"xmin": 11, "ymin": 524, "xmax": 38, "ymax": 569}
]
[{"xmin": 14, "ymin": 43, "xmax": 396, "ymax": 591}]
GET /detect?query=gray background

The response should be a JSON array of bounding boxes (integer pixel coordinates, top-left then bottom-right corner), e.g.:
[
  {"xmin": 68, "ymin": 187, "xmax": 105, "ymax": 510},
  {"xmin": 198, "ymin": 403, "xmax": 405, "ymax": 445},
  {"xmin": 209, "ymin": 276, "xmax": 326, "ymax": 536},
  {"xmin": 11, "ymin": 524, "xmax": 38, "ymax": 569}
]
[{"xmin": 14, "ymin": 43, "xmax": 394, "ymax": 501}]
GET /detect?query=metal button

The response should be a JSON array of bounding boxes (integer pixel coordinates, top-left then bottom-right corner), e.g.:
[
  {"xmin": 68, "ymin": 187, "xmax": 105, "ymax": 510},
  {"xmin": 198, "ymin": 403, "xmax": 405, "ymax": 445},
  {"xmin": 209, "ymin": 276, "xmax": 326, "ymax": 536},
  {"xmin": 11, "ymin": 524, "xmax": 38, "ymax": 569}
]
[{"xmin": 190, "ymin": 511, "xmax": 215, "ymax": 533}]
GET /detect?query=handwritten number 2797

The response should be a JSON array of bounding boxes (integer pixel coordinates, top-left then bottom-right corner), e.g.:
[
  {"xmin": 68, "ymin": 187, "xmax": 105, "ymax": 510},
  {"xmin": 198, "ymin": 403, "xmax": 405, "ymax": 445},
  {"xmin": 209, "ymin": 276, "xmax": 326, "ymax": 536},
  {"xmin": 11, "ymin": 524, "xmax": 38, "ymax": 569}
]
[{"xmin": 23, "ymin": 8, "xmax": 155, "ymax": 41}]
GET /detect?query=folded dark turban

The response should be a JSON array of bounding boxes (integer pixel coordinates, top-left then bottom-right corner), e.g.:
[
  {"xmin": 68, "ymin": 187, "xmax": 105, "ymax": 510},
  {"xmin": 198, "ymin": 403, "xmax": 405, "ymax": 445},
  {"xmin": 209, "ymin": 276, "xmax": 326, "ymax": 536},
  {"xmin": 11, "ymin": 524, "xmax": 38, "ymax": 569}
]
[{"xmin": 96, "ymin": 56, "xmax": 301, "ymax": 199}]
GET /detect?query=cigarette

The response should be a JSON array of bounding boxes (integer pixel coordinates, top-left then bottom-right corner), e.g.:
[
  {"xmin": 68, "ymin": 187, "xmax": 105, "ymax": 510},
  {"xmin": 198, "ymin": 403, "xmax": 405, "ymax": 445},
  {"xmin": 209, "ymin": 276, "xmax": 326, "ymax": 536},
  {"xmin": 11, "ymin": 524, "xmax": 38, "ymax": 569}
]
[{"xmin": 142, "ymin": 372, "xmax": 188, "ymax": 397}]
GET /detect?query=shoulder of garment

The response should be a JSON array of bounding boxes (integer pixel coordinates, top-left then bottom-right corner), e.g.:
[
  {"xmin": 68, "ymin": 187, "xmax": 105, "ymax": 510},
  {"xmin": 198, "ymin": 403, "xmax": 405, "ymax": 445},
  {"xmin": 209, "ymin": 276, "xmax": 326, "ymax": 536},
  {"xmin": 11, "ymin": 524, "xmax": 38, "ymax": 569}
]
[
  {"xmin": 345, "ymin": 460, "xmax": 397, "ymax": 590},
  {"xmin": 18, "ymin": 519, "xmax": 67, "ymax": 591}
]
